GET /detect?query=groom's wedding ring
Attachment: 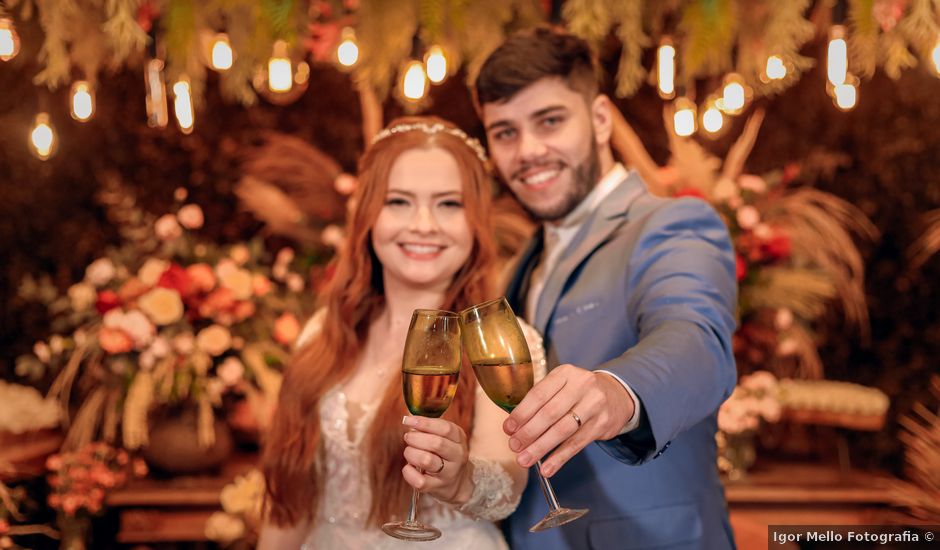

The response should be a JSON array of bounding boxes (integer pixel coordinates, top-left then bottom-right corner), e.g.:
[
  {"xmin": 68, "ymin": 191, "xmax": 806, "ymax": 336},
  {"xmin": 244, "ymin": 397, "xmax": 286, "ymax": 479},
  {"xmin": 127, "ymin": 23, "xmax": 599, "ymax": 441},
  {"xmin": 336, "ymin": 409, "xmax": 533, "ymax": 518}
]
[
  {"xmin": 568, "ymin": 409, "xmax": 583, "ymax": 428},
  {"xmin": 430, "ymin": 456, "xmax": 445, "ymax": 475}
]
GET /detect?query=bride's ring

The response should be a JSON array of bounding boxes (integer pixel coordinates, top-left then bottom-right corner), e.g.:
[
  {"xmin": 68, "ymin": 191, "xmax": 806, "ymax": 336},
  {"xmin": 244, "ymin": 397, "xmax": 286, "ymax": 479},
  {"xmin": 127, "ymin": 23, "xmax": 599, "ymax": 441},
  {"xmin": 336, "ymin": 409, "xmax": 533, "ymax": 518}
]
[
  {"xmin": 429, "ymin": 456, "xmax": 445, "ymax": 475},
  {"xmin": 568, "ymin": 409, "xmax": 582, "ymax": 429}
]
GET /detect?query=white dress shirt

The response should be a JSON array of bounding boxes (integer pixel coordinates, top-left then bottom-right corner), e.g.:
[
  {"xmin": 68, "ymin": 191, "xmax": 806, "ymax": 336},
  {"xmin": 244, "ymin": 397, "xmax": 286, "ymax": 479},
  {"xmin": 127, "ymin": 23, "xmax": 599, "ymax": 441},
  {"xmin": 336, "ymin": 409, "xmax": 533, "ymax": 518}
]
[{"xmin": 525, "ymin": 163, "xmax": 641, "ymax": 434}]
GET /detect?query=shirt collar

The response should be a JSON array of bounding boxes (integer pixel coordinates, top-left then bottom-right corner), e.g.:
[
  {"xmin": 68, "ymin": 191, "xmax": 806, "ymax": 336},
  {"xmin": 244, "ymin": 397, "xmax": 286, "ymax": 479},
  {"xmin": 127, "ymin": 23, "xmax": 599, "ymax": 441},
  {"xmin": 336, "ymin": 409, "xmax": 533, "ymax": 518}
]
[{"xmin": 545, "ymin": 163, "xmax": 629, "ymax": 237}]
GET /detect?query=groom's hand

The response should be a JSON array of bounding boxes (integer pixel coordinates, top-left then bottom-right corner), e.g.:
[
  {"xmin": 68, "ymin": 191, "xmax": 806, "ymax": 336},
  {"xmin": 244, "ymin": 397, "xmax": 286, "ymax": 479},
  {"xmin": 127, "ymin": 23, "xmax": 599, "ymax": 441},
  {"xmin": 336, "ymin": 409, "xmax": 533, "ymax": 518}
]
[{"xmin": 503, "ymin": 364, "xmax": 634, "ymax": 477}]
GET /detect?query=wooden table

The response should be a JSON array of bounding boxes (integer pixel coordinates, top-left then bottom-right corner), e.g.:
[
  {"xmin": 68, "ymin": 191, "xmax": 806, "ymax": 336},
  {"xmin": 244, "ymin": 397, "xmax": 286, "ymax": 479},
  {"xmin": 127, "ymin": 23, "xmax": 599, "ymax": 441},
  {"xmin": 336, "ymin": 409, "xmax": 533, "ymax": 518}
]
[{"xmin": 104, "ymin": 456, "xmax": 899, "ymax": 547}]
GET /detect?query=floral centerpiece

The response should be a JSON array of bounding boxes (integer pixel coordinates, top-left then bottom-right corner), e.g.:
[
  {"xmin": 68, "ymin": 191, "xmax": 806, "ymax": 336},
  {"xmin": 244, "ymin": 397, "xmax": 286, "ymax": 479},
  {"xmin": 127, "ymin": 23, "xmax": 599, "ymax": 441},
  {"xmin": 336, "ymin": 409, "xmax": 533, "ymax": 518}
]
[
  {"xmin": 716, "ymin": 371, "xmax": 781, "ymax": 480},
  {"xmin": 15, "ymin": 183, "xmax": 314, "ymax": 454}
]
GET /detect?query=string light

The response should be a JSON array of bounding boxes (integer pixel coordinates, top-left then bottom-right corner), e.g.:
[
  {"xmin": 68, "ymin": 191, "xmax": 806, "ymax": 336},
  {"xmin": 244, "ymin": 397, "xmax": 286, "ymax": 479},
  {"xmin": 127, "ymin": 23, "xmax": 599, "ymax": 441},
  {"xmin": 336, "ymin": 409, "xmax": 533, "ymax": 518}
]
[
  {"xmin": 70, "ymin": 81, "xmax": 95, "ymax": 122},
  {"xmin": 720, "ymin": 73, "xmax": 748, "ymax": 115},
  {"xmin": 30, "ymin": 113, "xmax": 56, "ymax": 160},
  {"xmin": 701, "ymin": 100, "xmax": 724, "ymax": 134},
  {"xmin": 268, "ymin": 40, "xmax": 293, "ymax": 93},
  {"xmin": 827, "ymin": 25, "xmax": 848, "ymax": 86},
  {"xmin": 764, "ymin": 55, "xmax": 787, "ymax": 81},
  {"xmin": 337, "ymin": 27, "xmax": 359, "ymax": 67},
  {"xmin": 144, "ymin": 58, "xmax": 169, "ymax": 128},
  {"xmin": 402, "ymin": 60, "xmax": 428, "ymax": 101},
  {"xmin": 172, "ymin": 78, "xmax": 194, "ymax": 134},
  {"xmin": 209, "ymin": 33, "xmax": 234, "ymax": 71},
  {"xmin": 673, "ymin": 98, "xmax": 696, "ymax": 137},
  {"xmin": 657, "ymin": 38, "xmax": 676, "ymax": 99},
  {"xmin": 425, "ymin": 45, "xmax": 447, "ymax": 84},
  {"xmin": 833, "ymin": 76, "xmax": 858, "ymax": 111},
  {"xmin": 0, "ymin": 17, "xmax": 20, "ymax": 61}
]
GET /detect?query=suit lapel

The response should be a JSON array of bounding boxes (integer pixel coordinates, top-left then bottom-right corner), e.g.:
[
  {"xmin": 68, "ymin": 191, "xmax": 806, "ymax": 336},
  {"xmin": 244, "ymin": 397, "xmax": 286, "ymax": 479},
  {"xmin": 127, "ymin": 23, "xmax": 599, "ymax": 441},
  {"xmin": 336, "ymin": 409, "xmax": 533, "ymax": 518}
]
[
  {"xmin": 504, "ymin": 230, "xmax": 543, "ymax": 318},
  {"xmin": 534, "ymin": 172, "xmax": 648, "ymax": 333}
]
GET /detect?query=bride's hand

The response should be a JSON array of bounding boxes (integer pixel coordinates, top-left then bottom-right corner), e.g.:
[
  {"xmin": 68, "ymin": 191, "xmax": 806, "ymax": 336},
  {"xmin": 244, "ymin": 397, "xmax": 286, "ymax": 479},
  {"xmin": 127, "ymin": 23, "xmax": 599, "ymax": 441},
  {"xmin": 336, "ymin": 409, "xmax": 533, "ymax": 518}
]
[{"xmin": 401, "ymin": 415, "xmax": 473, "ymax": 506}]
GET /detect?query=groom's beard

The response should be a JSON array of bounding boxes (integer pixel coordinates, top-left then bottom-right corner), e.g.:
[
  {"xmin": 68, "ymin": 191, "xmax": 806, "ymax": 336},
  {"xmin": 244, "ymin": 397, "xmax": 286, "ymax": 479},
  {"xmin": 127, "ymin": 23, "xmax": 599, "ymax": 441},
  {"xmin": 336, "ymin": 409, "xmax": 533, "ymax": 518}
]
[{"xmin": 511, "ymin": 138, "xmax": 600, "ymax": 223}]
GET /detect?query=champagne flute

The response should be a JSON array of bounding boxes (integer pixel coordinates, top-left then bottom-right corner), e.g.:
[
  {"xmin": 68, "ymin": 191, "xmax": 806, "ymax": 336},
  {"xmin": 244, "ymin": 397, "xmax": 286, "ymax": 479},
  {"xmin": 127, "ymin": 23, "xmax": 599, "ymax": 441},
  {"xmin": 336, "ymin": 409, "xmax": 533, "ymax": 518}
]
[
  {"xmin": 458, "ymin": 297, "xmax": 588, "ymax": 532},
  {"xmin": 382, "ymin": 309, "xmax": 461, "ymax": 542}
]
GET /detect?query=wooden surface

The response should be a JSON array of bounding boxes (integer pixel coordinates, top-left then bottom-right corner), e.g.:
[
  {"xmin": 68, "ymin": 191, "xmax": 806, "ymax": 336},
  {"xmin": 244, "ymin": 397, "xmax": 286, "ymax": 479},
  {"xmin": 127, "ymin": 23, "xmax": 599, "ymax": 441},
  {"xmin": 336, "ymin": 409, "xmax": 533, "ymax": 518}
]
[{"xmin": 103, "ymin": 455, "xmax": 898, "ymax": 546}]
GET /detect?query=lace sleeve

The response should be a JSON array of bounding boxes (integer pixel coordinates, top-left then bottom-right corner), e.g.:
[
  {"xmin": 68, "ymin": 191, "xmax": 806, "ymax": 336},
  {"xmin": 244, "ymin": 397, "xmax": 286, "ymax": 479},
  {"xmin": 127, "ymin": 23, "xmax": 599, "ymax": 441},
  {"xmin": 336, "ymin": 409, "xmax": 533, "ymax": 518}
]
[{"xmin": 457, "ymin": 456, "xmax": 522, "ymax": 521}]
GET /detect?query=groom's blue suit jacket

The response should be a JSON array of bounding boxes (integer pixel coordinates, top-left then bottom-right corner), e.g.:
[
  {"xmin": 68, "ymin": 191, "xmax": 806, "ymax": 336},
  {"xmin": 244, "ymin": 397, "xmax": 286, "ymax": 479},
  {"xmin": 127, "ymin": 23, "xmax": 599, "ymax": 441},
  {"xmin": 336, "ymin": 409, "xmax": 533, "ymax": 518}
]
[{"xmin": 503, "ymin": 172, "xmax": 738, "ymax": 550}]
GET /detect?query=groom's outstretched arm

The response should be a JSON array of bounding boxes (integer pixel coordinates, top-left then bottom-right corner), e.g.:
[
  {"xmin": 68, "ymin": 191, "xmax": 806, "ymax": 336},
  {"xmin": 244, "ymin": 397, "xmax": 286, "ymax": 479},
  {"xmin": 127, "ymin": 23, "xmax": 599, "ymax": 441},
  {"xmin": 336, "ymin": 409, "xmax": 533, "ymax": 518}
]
[{"xmin": 503, "ymin": 198, "xmax": 737, "ymax": 474}]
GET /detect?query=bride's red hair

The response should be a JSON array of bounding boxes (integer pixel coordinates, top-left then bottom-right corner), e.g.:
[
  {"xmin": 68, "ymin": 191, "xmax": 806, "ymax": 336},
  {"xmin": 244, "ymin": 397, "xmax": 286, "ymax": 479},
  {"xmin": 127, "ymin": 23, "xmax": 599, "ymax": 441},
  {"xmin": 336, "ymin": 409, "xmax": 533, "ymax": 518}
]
[{"xmin": 261, "ymin": 116, "xmax": 497, "ymax": 528}]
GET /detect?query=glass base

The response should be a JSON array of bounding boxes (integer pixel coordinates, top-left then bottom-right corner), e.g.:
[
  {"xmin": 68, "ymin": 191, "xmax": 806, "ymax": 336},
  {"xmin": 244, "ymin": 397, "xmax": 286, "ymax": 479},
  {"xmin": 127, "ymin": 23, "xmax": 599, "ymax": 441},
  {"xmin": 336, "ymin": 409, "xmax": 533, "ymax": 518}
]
[
  {"xmin": 528, "ymin": 507, "xmax": 589, "ymax": 532},
  {"xmin": 382, "ymin": 520, "xmax": 442, "ymax": 541}
]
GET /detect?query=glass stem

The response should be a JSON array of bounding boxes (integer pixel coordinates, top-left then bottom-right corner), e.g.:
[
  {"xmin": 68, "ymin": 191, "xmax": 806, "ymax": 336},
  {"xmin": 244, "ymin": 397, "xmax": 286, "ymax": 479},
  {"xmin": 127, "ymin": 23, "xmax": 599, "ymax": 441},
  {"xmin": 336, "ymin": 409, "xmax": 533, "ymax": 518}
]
[
  {"xmin": 406, "ymin": 486, "xmax": 419, "ymax": 524},
  {"xmin": 534, "ymin": 460, "xmax": 561, "ymax": 511}
]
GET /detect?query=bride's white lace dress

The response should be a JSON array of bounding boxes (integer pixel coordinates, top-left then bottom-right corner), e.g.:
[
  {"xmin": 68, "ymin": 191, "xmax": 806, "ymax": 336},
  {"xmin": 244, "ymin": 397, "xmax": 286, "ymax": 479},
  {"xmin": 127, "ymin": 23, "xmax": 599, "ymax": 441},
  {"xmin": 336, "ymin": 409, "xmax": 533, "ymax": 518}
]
[{"xmin": 296, "ymin": 313, "xmax": 547, "ymax": 550}]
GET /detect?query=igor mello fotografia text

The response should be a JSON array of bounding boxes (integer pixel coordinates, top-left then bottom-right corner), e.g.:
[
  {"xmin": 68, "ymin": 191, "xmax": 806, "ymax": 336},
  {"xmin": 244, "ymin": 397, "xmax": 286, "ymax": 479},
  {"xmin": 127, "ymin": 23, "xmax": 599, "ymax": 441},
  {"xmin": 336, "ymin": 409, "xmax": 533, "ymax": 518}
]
[{"xmin": 771, "ymin": 528, "xmax": 932, "ymax": 545}]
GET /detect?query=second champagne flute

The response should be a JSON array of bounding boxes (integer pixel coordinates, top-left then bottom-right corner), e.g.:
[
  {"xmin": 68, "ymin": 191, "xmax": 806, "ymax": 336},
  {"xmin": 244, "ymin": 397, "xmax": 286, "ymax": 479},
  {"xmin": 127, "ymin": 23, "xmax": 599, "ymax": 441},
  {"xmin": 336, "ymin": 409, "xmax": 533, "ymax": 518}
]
[
  {"xmin": 382, "ymin": 309, "xmax": 461, "ymax": 542},
  {"xmin": 458, "ymin": 297, "xmax": 588, "ymax": 532}
]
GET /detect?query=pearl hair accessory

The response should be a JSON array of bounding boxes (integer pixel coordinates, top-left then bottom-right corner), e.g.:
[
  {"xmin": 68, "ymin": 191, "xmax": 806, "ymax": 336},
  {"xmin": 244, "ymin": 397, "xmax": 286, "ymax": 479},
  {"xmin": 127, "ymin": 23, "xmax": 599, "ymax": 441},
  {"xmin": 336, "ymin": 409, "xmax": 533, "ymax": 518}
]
[{"xmin": 371, "ymin": 122, "xmax": 489, "ymax": 164}]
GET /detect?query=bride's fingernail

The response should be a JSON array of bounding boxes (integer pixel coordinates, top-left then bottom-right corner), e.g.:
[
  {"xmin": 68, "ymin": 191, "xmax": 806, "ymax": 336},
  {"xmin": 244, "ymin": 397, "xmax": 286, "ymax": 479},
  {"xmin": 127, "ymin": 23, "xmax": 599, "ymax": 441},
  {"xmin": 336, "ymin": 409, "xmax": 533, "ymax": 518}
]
[{"xmin": 402, "ymin": 416, "xmax": 417, "ymax": 426}]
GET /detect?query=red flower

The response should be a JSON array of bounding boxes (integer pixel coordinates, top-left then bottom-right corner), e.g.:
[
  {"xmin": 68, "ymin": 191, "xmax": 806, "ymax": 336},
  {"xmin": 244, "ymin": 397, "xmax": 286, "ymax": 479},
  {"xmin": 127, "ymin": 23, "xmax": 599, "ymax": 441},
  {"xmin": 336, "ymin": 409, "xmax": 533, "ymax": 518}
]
[
  {"xmin": 735, "ymin": 255, "xmax": 748, "ymax": 282},
  {"xmin": 761, "ymin": 234, "xmax": 792, "ymax": 261},
  {"xmin": 782, "ymin": 162, "xmax": 801, "ymax": 185},
  {"xmin": 157, "ymin": 263, "xmax": 193, "ymax": 297},
  {"xmin": 95, "ymin": 290, "xmax": 121, "ymax": 314}
]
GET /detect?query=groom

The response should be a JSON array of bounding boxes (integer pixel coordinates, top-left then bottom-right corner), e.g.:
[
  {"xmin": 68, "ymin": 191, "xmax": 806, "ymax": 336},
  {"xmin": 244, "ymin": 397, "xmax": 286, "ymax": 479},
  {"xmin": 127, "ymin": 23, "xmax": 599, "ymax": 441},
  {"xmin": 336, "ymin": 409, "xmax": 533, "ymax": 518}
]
[{"xmin": 475, "ymin": 28, "xmax": 738, "ymax": 549}]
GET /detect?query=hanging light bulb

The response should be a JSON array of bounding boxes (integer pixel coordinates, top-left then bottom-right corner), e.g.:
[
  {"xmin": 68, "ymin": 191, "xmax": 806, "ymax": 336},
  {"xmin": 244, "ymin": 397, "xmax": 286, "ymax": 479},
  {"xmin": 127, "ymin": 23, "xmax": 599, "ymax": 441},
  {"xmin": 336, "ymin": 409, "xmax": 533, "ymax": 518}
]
[
  {"xmin": 720, "ymin": 73, "xmax": 748, "ymax": 115},
  {"xmin": 833, "ymin": 75, "xmax": 858, "ymax": 111},
  {"xmin": 210, "ymin": 33, "xmax": 234, "ymax": 71},
  {"xmin": 764, "ymin": 55, "xmax": 787, "ymax": 81},
  {"xmin": 70, "ymin": 81, "xmax": 95, "ymax": 122},
  {"xmin": 0, "ymin": 17, "xmax": 20, "ymax": 62},
  {"xmin": 144, "ymin": 58, "xmax": 169, "ymax": 128},
  {"xmin": 827, "ymin": 25, "xmax": 848, "ymax": 86},
  {"xmin": 337, "ymin": 27, "xmax": 359, "ymax": 67},
  {"xmin": 30, "ymin": 113, "xmax": 56, "ymax": 160},
  {"xmin": 931, "ymin": 35, "xmax": 940, "ymax": 76},
  {"xmin": 657, "ymin": 38, "xmax": 676, "ymax": 99},
  {"xmin": 172, "ymin": 77, "xmax": 194, "ymax": 134},
  {"xmin": 402, "ymin": 60, "xmax": 428, "ymax": 102},
  {"xmin": 268, "ymin": 40, "xmax": 293, "ymax": 93},
  {"xmin": 701, "ymin": 100, "xmax": 724, "ymax": 135},
  {"xmin": 425, "ymin": 45, "xmax": 447, "ymax": 84},
  {"xmin": 673, "ymin": 98, "xmax": 696, "ymax": 137}
]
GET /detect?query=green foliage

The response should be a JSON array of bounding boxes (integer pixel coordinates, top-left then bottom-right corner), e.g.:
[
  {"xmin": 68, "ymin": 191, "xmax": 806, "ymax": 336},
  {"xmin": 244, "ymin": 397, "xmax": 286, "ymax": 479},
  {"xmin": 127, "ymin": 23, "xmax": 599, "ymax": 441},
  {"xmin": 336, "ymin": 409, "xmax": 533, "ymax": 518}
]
[
  {"xmin": 849, "ymin": 0, "xmax": 879, "ymax": 78},
  {"xmin": 679, "ymin": 0, "xmax": 739, "ymax": 85}
]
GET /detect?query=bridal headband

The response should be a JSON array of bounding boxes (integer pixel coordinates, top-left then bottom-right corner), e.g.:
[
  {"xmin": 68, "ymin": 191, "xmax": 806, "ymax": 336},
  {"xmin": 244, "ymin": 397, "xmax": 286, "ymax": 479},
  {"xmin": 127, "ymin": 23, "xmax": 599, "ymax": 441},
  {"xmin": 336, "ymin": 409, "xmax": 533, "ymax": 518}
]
[{"xmin": 371, "ymin": 122, "xmax": 489, "ymax": 164}]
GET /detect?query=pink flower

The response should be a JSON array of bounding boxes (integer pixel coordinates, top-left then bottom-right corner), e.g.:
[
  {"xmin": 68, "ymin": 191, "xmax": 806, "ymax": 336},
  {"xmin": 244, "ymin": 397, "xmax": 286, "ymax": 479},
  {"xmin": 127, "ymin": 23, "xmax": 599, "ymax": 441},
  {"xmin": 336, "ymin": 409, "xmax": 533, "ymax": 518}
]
[
  {"xmin": 286, "ymin": 273, "xmax": 305, "ymax": 293},
  {"xmin": 99, "ymin": 327, "xmax": 134, "ymax": 354},
  {"xmin": 321, "ymin": 225, "xmax": 345, "ymax": 249},
  {"xmin": 334, "ymin": 173, "xmax": 358, "ymax": 195},
  {"xmin": 233, "ymin": 301, "xmax": 256, "ymax": 321},
  {"xmin": 154, "ymin": 214, "xmax": 183, "ymax": 241},
  {"xmin": 274, "ymin": 313, "xmax": 301, "ymax": 345},
  {"xmin": 177, "ymin": 204, "xmax": 204, "ymax": 229},
  {"xmin": 252, "ymin": 274, "xmax": 272, "ymax": 297},
  {"xmin": 275, "ymin": 247, "xmax": 295, "ymax": 267},
  {"xmin": 197, "ymin": 325, "xmax": 232, "ymax": 356},
  {"xmin": 736, "ymin": 205, "xmax": 761, "ymax": 230},
  {"xmin": 118, "ymin": 277, "xmax": 150, "ymax": 304},
  {"xmin": 218, "ymin": 357, "xmax": 245, "ymax": 386},
  {"xmin": 33, "ymin": 341, "xmax": 51, "ymax": 363},
  {"xmin": 229, "ymin": 244, "xmax": 251, "ymax": 266},
  {"xmin": 118, "ymin": 309, "xmax": 156, "ymax": 348},
  {"xmin": 738, "ymin": 174, "xmax": 767, "ymax": 194},
  {"xmin": 187, "ymin": 264, "xmax": 217, "ymax": 293},
  {"xmin": 774, "ymin": 308, "xmax": 794, "ymax": 330}
]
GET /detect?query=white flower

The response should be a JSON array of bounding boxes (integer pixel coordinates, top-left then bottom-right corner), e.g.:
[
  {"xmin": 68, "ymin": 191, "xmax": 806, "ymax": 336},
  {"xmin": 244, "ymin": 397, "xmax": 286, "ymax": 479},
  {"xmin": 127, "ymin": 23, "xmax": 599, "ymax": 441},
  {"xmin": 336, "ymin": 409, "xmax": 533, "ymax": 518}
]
[
  {"xmin": 139, "ymin": 351, "xmax": 155, "ymax": 371},
  {"xmin": 173, "ymin": 333, "xmax": 194, "ymax": 354},
  {"xmin": 149, "ymin": 337, "xmax": 171, "ymax": 358},
  {"xmin": 154, "ymin": 214, "xmax": 182, "ymax": 241},
  {"xmin": 138, "ymin": 258, "xmax": 169, "ymax": 286},
  {"xmin": 777, "ymin": 338, "xmax": 799, "ymax": 356},
  {"xmin": 196, "ymin": 325, "xmax": 232, "ymax": 356},
  {"xmin": 736, "ymin": 205, "xmax": 761, "ymax": 230},
  {"xmin": 204, "ymin": 512, "xmax": 245, "ymax": 543},
  {"xmin": 753, "ymin": 223, "xmax": 772, "ymax": 239},
  {"xmin": 712, "ymin": 177, "xmax": 740, "ymax": 202},
  {"xmin": 49, "ymin": 335, "xmax": 64, "ymax": 355},
  {"xmin": 103, "ymin": 309, "xmax": 125, "ymax": 328},
  {"xmin": 85, "ymin": 258, "xmax": 116, "ymax": 287},
  {"xmin": 177, "ymin": 204, "xmax": 204, "ymax": 229},
  {"xmin": 219, "ymin": 268, "xmax": 253, "ymax": 300},
  {"xmin": 334, "ymin": 173, "xmax": 357, "ymax": 195},
  {"xmin": 275, "ymin": 247, "xmax": 294, "ymax": 267},
  {"xmin": 215, "ymin": 258, "xmax": 238, "ymax": 280},
  {"xmin": 68, "ymin": 282, "xmax": 97, "ymax": 311},
  {"xmin": 138, "ymin": 287, "xmax": 184, "ymax": 326}
]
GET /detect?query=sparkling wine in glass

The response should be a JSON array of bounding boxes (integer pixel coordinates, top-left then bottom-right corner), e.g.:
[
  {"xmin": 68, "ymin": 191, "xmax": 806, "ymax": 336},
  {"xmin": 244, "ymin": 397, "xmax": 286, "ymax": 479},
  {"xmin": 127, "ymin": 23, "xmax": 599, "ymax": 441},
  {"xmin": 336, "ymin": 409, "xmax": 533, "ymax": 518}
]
[
  {"xmin": 382, "ymin": 309, "xmax": 461, "ymax": 542},
  {"xmin": 459, "ymin": 297, "xmax": 588, "ymax": 532}
]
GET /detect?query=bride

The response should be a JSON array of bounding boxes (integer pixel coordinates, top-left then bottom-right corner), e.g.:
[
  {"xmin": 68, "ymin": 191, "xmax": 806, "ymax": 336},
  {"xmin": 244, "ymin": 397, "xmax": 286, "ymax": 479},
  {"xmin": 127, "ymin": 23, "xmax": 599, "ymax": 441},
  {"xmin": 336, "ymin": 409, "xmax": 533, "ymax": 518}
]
[{"xmin": 258, "ymin": 116, "xmax": 542, "ymax": 549}]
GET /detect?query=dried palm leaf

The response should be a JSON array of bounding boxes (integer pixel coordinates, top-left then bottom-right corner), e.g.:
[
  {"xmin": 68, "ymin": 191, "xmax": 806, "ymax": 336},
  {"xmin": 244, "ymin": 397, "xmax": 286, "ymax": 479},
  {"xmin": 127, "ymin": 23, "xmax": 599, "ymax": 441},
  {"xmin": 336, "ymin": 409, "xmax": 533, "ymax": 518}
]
[{"xmin": 908, "ymin": 209, "xmax": 940, "ymax": 270}]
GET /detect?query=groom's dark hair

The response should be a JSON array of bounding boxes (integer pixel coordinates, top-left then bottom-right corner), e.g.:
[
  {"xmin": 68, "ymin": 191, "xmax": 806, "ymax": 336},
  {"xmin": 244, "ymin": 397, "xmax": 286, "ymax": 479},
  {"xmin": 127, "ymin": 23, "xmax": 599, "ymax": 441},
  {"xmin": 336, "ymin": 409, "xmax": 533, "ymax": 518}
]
[{"xmin": 474, "ymin": 26, "xmax": 600, "ymax": 107}]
